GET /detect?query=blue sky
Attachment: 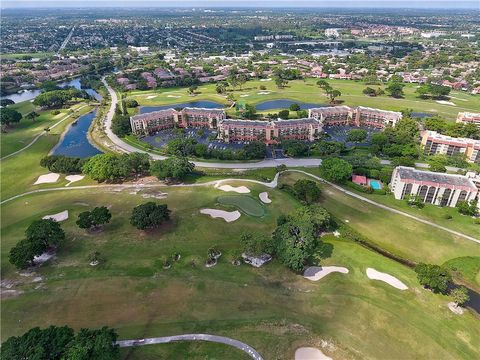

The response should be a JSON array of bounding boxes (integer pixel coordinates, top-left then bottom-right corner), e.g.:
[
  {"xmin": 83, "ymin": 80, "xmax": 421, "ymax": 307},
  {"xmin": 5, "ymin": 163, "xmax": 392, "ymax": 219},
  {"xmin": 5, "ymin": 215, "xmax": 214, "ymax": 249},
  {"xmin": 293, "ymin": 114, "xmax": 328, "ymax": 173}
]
[{"xmin": 2, "ymin": 0, "xmax": 479, "ymax": 8}]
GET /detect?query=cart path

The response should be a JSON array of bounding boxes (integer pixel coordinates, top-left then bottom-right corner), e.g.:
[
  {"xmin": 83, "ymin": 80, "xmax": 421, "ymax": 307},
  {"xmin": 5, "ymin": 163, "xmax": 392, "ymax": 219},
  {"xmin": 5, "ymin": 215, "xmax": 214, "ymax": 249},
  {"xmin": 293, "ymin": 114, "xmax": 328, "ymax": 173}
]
[
  {"xmin": 1, "ymin": 170, "xmax": 478, "ymax": 243},
  {"xmin": 116, "ymin": 333, "xmax": 263, "ymax": 360}
]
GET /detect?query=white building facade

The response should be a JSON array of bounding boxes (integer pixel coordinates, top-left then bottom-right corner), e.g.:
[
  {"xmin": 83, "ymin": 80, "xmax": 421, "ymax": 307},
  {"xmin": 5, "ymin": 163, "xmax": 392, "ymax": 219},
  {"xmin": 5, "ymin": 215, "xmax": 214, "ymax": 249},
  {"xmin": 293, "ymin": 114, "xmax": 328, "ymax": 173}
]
[{"xmin": 390, "ymin": 166, "xmax": 478, "ymax": 207}]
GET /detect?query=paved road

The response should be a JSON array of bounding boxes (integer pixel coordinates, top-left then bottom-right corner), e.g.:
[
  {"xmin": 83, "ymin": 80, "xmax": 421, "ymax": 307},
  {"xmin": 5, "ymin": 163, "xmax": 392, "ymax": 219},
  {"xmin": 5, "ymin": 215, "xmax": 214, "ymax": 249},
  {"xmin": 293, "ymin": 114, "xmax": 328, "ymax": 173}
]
[
  {"xmin": 116, "ymin": 333, "xmax": 263, "ymax": 360},
  {"xmin": 1, "ymin": 170, "xmax": 478, "ymax": 244},
  {"xmin": 0, "ymin": 105, "xmax": 88, "ymax": 161},
  {"xmin": 101, "ymin": 78, "xmax": 322, "ymax": 169}
]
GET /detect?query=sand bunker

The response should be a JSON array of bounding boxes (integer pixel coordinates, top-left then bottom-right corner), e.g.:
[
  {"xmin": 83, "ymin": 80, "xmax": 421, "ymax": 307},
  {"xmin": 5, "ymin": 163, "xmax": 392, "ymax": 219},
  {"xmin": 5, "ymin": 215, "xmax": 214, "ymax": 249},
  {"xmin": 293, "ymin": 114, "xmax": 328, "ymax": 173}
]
[
  {"xmin": 34, "ymin": 173, "xmax": 60, "ymax": 185},
  {"xmin": 146, "ymin": 95, "xmax": 157, "ymax": 99},
  {"xmin": 295, "ymin": 347, "xmax": 332, "ymax": 360},
  {"xmin": 366, "ymin": 268, "xmax": 408, "ymax": 290},
  {"xmin": 42, "ymin": 210, "xmax": 69, "ymax": 222},
  {"xmin": 240, "ymin": 94, "xmax": 250, "ymax": 97},
  {"xmin": 260, "ymin": 78, "xmax": 272, "ymax": 82},
  {"xmin": 167, "ymin": 95, "xmax": 181, "ymax": 98},
  {"xmin": 304, "ymin": 266, "xmax": 349, "ymax": 281},
  {"xmin": 200, "ymin": 209, "xmax": 241, "ymax": 222},
  {"xmin": 257, "ymin": 91, "xmax": 271, "ymax": 95},
  {"xmin": 259, "ymin": 192, "xmax": 271, "ymax": 204},
  {"xmin": 215, "ymin": 184, "xmax": 251, "ymax": 194},
  {"xmin": 65, "ymin": 174, "xmax": 84, "ymax": 186},
  {"xmin": 436, "ymin": 100, "xmax": 456, "ymax": 106},
  {"xmin": 448, "ymin": 302, "xmax": 464, "ymax": 315}
]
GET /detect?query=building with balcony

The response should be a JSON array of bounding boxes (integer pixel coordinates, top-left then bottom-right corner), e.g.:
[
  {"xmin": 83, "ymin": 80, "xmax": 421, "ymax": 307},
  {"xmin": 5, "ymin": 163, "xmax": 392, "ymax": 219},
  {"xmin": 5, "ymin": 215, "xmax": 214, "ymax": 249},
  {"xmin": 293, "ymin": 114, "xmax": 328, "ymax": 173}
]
[
  {"xmin": 421, "ymin": 130, "xmax": 480, "ymax": 164},
  {"xmin": 390, "ymin": 166, "xmax": 478, "ymax": 207},
  {"xmin": 309, "ymin": 106, "xmax": 402, "ymax": 128},
  {"xmin": 456, "ymin": 112, "xmax": 480, "ymax": 128}
]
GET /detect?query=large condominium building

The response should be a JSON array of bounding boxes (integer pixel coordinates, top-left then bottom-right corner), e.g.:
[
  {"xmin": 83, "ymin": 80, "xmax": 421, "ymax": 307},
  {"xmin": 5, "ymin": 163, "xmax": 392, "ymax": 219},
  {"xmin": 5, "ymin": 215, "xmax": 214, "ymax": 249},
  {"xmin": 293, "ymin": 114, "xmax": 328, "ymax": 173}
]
[
  {"xmin": 421, "ymin": 130, "xmax": 480, "ymax": 164},
  {"xmin": 308, "ymin": 106, "xmax": 402, "ymax": 128},
  {"xmin": 130, "ymin": 108, "xmax": 226, "ymax": 135},
  {"xmin": 390, "ymin": 166, "xmax": 478, "ymax": 207},
  {"xmin": 216, "ymin": 118, "xmax": 322, "ymax": 144},
  {"xmin": 456, "ymin": 112, "xmax": 480, "ymax": 128}
]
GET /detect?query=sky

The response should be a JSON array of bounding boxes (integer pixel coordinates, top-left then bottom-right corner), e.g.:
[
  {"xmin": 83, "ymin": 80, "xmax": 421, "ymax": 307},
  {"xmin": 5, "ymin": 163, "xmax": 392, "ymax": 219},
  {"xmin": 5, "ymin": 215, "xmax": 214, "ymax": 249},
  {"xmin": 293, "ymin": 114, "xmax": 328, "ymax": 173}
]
[{"xmin": 2, "ymin": 0, "xmax": 479, "ymax": 9}]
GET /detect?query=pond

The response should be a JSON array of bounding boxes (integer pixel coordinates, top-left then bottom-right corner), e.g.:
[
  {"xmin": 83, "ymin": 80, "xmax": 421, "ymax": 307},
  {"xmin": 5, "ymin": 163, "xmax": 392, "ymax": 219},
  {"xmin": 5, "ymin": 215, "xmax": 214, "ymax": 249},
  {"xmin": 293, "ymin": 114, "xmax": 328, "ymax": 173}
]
[
  {"xmin": 51, "ymin": 110, "xmax": 102, "ymax": 158},
  {"xmin": 255, "ymin": 99, "xmax": 327, "ymax": 111},
  {"xmin": 139, "ymin": 100, "xmax": 224, "ymax": 114},
  {"xmin": 410, "ymin": 112, "xmax": 432, "ymax": 119},
  {"xmin": 139, "ymin": 99, "xmax": 329, "ymax": 115},
  {"xmin": 1, "ymin": 77, "xmax": 102, "ymax": 103}
]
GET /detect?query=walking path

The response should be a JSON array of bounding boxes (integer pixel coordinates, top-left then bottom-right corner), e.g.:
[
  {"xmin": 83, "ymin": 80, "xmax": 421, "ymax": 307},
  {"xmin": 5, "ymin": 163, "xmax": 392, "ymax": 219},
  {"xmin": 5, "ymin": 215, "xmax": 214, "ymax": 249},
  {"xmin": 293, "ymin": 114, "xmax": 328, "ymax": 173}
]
[
  {"xmin": 101, "ymin": 78, "xmax": 322, "ymax": 169},
  {"xmin": 116, "ymin": 333, "xmax": 263, "ymax": 360},
  {"xmin": 0, "ymin": 105, "xmax": 88, "ymax": 161},
  {"xmin": 1, "ymin": 170, "xmax": 478, "ymax": 244}
]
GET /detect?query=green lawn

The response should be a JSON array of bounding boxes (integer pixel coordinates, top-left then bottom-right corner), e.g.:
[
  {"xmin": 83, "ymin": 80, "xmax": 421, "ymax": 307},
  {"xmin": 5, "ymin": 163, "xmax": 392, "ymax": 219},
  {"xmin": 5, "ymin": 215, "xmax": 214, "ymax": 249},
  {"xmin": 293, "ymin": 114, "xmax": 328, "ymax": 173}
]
[
  {"xmin": 279, "ymin": 172, "xmax": 480, "ymax": 289},
  {"xmin": 217, "ymin": 194, "xmax": 265, "ymax": 217},
  {"xmin": 126, "ymin": 78, "xmax": 480, "ymax": 121},
  {"xmin": 1, "ymin": 185, "xmax": 479, "ymax": 359},
  {"xmin": 0, "ymin": 104, "xmax": 94, "ymax": 200},
  {"xmin": 1, "ymin": 102, "xmax": 90, "ymax": 157}
]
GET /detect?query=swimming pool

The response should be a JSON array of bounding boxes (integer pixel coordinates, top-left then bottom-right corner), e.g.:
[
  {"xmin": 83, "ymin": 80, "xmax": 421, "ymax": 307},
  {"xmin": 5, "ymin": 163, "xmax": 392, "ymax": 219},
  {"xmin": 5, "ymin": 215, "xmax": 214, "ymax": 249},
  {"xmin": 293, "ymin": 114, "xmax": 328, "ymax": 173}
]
[{"xmin": 369, "ymin": 180, "xmax": 382, "ymax": 190}]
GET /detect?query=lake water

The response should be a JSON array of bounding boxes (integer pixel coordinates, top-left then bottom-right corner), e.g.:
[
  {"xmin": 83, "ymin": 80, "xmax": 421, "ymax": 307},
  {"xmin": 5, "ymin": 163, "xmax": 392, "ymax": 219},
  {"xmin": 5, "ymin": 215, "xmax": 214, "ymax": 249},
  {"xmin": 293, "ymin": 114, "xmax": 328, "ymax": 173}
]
[
  {"xmin": 255, "ymin": 99, "xmax": 327, "ymax": 111},
  {"xmin": 140, "ymin": 100, "xmax": 224, "ymax": 114},
  {"xmin": 140, "ymin": 99, "xmax": 327, "ymax": 114},
  {"xmin": 410, "ymin": 112, "xmax": 432, "ymax": 119},
  {"xmin": 51, "ymin": 110, "xmax": 102, "ymax": 158},
  {"xmin": 1, "ymin": 77, "xmax": 102, "ymax": 103}
]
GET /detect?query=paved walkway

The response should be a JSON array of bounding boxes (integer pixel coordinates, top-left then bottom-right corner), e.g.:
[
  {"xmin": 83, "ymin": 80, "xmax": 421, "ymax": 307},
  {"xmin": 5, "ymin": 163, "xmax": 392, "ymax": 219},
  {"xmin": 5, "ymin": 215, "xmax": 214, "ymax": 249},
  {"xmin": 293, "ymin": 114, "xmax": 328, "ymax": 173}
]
[
  {"xmin": 0, "ymin": 105, "xmax": 88, "ymax": 161},
  {"xmin": 116, "ymin": 333, "xmax": 263, "ymax": 360},
  {"xmin": 1, "ymin": 170, "xmax": 478, "ymax": 243},
  {"xmin": 101, "ymin": 78, "xmax": 322, "ymax": 169}
]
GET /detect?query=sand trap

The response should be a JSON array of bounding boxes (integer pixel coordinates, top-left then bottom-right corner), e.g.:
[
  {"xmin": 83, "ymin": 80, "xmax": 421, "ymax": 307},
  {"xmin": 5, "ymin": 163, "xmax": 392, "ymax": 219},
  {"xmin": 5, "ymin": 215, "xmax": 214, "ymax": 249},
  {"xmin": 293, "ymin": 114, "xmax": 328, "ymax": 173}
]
[
  {"xmin": 259, "ymin": 192, "xmax": 271, "ymax": 203},
  {"xmin": 42, "ymin": 210, "xmax": 69, "ymax": 222},
  {"xmin": 65, "ymin": 174, "xmax": 84, "ymax": 186},
  {"xmin": 260, "ymin": 78, "xmax": 272, "ymax": 82},
  {"xmin": 333, "ymin": 230, "xmax": 340, "ymax": 237},
  {"xmin": 366, "ymin": 268, "xmax": 408, "ymax": 290},
  {"xmin": 257, "ymin": 91, "xmax": 271, "ymax": 95},
  {"xmin": 436, "ymin": 100, "xmax": 456, "ymax": 106},
  {"xmin": 34, "ymin": 173, "xmax": 60, "ymax": 185},
  {"xmin": 167, "ymin": 95, "xmax": 181, "ymax": 98},
  {"xmin": 215, "ymin": 184, "xmax": 251, "ymax": 194},
  {"xmin": 304, "ymin": 266, "xmax": 349, "ymax": 281},
  {"xmin": 240, "ymin": 94, "xmax": 249, "ymax": 97},
  {"xmin": 448, "ymin": 302, "xmax": 464, "ymax": 315},
  {"xmin": 146, "ymin": 95, "xmax": 157, "ymax": 99},
  {"xmin": 295, "ymin": 347, "xmax": 332, "ymax": 360},
  {"xmin": 200, "ymin": 209, "xmax": 241, "ymax": 222}
]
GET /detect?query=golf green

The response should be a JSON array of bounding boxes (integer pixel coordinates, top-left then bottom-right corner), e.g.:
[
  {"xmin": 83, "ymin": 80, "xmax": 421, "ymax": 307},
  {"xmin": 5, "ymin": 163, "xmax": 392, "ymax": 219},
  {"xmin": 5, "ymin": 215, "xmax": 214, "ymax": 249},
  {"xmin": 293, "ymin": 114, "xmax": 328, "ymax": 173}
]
[{"xmin": 217, "ymin": 195, "xmax": 265, "ymax": 217}]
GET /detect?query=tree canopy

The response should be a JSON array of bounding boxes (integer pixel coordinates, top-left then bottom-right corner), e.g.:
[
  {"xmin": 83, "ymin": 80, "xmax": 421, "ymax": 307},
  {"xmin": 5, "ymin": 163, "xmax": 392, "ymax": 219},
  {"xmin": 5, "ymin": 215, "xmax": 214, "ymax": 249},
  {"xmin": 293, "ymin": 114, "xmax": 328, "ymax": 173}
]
[
  {"xmin": 414, "ymin": 263, "xmax": 451, "ymax": 294},
  {"xmin": 1, "ymin": 107, "xmax": 22, "ymax": 125},
  {"xmin": 319, "ymin": 158, "xmax": 353, "ymax": 183},
  {"xmin": 130, "ymin": 202, "xmax": 171, "ymax": 230},
  {"xmin": 76, "ymin": 207, "xmax": 112, "ymax": 230},
  {"xmin": 150, "ymin": 157, "xmax": 195, "ymax": 182},
  {"xmin": 293, "ymin": 179, "xmax": 321, "ymax": 204}
]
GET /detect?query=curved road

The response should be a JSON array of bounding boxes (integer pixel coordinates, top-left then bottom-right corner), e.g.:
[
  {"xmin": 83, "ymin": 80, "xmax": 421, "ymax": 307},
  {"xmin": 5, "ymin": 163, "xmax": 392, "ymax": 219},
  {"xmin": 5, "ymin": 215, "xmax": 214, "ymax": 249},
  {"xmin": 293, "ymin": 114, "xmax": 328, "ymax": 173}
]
[
  {"xmin": 1, "ymin": 170, "xmax": 478, "ymax": 243},
  {"xmin": 116, "ymin": 333, "xmax": 263, "ymax": 360},
  {"xmin": 101, "ymin": 78, "xmax": 322, "ymax": 169}
]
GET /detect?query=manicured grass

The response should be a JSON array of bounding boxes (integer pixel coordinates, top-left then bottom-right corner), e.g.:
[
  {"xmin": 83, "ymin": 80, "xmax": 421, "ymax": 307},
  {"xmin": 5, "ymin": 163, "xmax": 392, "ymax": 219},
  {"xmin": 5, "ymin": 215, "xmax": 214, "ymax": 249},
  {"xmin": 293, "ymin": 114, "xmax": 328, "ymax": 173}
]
[
  {"xmin": 0, "ymin": 105, "xmax": 94, "ymax": 200},
  {"xmin": 126, "ymin": 78, "xmax": 480, "ymax": 120},
  {"xmin": 0, "ymin": 52, "xmax": 53, "ymax": 60},
  {"xmin": 279, "ymin": 172, "xmax": 480, "ymax": 287},
  {"xmin": 1, "ymin": 102, "xmax": 89, "ymax": 157},
  {"xmin": 217, "ymin": 195, "xmax": 265, "ymax": 217},
  {"xmin": 1, "ymin": 186, "xmax": 479, "ymax": 359}
]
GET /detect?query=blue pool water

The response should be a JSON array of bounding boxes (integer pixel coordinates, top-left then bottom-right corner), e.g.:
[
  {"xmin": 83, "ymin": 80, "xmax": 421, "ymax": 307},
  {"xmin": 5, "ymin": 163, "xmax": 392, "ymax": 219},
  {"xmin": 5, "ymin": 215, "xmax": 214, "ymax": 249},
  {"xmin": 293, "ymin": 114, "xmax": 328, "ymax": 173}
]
[
  {"xmin": 51, "ymin": 110, "xmax": 102, "ymax": 158},
  {"xmin": 369, "ymin": 180, "xmax": 382, "ymax": 190}
]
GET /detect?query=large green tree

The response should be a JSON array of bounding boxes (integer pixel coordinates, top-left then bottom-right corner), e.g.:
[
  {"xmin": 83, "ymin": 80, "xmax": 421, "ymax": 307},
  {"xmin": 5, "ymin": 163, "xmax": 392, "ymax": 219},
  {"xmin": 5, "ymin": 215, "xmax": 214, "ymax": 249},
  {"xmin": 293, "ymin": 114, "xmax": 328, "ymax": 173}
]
[
  {"xmin": 293, "ymin": 179, "xmax": 321, "ymax": 204},
  {"xmin": 150, "ymin": 157, "xmax": 194, "ymax": 182},
  {"xmin": 130, "ymin": 202, "xmax": 171, "ymax": 230},
  {"xmin": 1, "ymin": 107, "xmax": 22, "ymax": 126},
  {"xmin": 76, "ymin": 207, "xmax": 112, "ymax": 230},
  {"xmin": 319, "ymin": 158, "xmax": 353, "ymax": 183},
  {"xmin": 414, "ymin": 263, "xmax": 451, "ymax": 294}
]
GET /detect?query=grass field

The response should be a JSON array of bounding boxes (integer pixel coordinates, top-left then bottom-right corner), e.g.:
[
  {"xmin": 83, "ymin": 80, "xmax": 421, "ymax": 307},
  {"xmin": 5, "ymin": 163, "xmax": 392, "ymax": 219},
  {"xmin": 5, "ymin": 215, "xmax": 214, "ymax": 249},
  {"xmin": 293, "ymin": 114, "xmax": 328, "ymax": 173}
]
[
  {"xmin": 1, "ymin": 184, "xmax": 480, "ymax": 359},
  {"xmin": 126, "ymin": 78, "xmax": 480, "ymax": 120},
  {"xmin": 217, "ymin": 194, "xmax": 265, "ymax": 217},
  {"xmin": 0, "ymin": 104, "xmax": 94, "ymax": 200}
]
